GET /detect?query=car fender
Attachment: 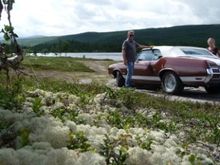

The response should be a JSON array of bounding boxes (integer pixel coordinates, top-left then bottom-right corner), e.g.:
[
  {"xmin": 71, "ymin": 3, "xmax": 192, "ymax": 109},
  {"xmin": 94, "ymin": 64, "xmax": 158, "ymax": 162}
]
[
  {"xmin": 112, "ymin": 68, "xmax": 121, "ymax": 78},
  {"xmin": 159, "ymin": 68, "xmax": 179, "ymax": 80},
  {"xmin": 110, "ymin": 64, "xmax": 127, "ymax": 78}
]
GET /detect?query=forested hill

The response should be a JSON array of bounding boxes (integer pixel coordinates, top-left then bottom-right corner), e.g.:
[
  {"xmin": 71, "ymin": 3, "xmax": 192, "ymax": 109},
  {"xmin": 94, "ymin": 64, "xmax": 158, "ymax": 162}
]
[{"xmin": 21, "ymin": 24, "xmax": 220, "ymax": 53}]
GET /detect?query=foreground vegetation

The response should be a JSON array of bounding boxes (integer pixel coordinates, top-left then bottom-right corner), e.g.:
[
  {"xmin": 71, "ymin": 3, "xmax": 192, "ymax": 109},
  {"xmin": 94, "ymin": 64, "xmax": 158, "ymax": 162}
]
[{"xmin": 0, "ymin": 73, "xmax": 219, "ymax": 164}]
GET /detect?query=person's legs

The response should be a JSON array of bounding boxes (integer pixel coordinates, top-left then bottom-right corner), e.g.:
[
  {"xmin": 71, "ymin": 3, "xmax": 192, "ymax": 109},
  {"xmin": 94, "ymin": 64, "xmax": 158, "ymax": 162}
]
[{"xmin": 125, "ymin": 62, "xmax": 134, "ymax": 87}]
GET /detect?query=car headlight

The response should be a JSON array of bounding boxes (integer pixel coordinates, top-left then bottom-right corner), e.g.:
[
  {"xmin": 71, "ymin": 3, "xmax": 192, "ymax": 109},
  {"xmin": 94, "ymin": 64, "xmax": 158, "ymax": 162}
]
[
  {"xmin": 206, "ymin": 61, "xmax": 220, "ymax": 74},
  {"xmin": 207, "ymin": 61, "xmax": 218, "ymax": 68}
]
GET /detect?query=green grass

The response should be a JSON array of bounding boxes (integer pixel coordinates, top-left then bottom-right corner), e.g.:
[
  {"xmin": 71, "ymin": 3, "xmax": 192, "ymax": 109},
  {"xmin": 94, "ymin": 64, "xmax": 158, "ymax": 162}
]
[{"xmin": 22, "ymin": 56, "xmax": 94, "ymax": 72}]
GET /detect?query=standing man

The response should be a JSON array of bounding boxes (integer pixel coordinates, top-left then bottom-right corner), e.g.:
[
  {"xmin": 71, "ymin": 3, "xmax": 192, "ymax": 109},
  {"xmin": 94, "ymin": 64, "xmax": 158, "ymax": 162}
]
[
  {"xmin": 207, "ymin": 37, "xmax": 220, "ymax": 57},
  {"xmin": 122, "ymin": 30, "xmax": 152, "ymax": 87}
]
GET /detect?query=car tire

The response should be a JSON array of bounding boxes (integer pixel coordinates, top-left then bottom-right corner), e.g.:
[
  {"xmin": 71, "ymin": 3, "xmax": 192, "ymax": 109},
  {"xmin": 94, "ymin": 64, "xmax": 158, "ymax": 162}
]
[
  {"xmin": 205, "ymin": 85, "xmax": 220, "ymax": 94},
  {"xmin": 116, "ymin": 71, "xmax": 125, "ymax": 87},
  {"xmin": 162, "ymin": 71, "xmax": 183, "ymax": 94}
]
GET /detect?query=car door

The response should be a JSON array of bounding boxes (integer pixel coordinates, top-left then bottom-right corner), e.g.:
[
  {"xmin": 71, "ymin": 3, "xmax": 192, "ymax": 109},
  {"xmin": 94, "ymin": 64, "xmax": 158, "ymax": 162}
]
[{"xmin": 132, "ymin": 49, "xmax": 161, "ymax": 84}]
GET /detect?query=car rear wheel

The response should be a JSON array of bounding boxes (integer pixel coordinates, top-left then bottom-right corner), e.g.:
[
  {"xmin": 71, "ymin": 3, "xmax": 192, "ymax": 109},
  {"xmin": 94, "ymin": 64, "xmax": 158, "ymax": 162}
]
[
  {"xmin": 205, "ymin": 85, "xmax": 220, "ymax": 94},
  {"xmin": 162, "ymin": 72, "xmax": 183, "ymax": 94},
  {"xmin": 116, "ymin": 71, "xmax": 125, "ymax": 87}
]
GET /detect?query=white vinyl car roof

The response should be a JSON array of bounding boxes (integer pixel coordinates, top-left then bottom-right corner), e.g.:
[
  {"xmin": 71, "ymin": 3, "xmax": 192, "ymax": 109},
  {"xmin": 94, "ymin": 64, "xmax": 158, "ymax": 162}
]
[{"xmin": 143, "ymin": 46, "xmax": 215, "ymax": 57}]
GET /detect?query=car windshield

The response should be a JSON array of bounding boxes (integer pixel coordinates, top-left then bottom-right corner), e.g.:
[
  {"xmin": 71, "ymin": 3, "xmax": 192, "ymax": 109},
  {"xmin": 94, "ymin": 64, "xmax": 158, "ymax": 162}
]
[
  {"xmin": 180, "ymin": 48, "xmax": 214, "ymax": 57},
  {"xmin": 137, "ymin": 49, "xmax": 162, "ymax": 61}
]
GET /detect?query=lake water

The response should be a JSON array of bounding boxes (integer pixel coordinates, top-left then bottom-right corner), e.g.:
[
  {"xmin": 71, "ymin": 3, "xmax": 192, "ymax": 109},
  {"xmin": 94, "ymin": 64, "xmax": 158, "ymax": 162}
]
[{"xmin": 34, "ymin": 52, "xmax": 122, "ymax": 61}]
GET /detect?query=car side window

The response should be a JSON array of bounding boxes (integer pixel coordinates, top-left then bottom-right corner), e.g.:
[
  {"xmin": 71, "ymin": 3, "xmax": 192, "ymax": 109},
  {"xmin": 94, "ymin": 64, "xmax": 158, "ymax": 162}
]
[
  {"xmin": 153, "ymin": 49, "xmax": 162, "ymax": 59},
  {"xmin": 137, "ymin": 49, "xmax": 162, "ymax": 61}
]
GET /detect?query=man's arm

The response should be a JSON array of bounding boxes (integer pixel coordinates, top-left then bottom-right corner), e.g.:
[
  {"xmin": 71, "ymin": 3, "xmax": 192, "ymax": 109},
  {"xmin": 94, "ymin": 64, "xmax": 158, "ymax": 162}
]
[
  {"xmin": 122, "ymin": 41, "xmax": 128, "ymax": 65},
  {"xmin": 136, "ymin": 42, "xmax": 153, "ymax": 49},
  {"xmin": 139, "ymin": 44, "xmax": 153, "ymax": 49},
  {"xmin": 122, "ymin": 49, "xmax": 127, "ymax": 65},
  {"xmin": 218, "ymin": 49, "xmax": 220, "ymax": 57}
]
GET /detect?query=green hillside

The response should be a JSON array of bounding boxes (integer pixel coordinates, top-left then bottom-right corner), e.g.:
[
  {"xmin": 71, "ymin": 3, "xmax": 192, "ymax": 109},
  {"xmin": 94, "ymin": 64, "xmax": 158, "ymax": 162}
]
[
  {"xmin": 18, "ymin": 36, "xmax": 58, "ymax": 47},
  {"xmin": 22, "ymin": 24, "xmax": 220, "ymax": 52}
]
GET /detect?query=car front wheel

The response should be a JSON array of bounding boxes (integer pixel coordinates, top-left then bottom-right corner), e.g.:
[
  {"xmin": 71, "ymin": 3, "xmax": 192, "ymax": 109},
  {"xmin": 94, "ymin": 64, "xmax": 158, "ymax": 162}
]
[
  {"xmin": 116, "ymin": 71, "xmax": 125, "ymax": 87},
  {"xmin": 162, "ymin": 72, "xmax": 183, "ymax": 94}
]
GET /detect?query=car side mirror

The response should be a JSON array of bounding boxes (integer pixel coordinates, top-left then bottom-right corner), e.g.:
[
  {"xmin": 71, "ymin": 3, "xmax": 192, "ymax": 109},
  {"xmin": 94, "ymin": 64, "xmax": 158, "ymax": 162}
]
[{"xmin": 154, "ymin": 55, "xmax": 162, "ymax": 60}]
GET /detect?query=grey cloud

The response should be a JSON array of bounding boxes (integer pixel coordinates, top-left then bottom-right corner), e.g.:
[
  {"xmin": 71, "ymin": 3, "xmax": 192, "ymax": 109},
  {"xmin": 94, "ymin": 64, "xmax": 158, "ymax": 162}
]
[
  {"xmin": 177, "ymin": 0, "xmax": 220, "ymax": 23},
  {"xmin": 78, "ymin": 0, "xmax": 112, "ymax": 7},
  {"xmin": 11, "ymin": 0, "xmax": 220, "ymax": 37}
]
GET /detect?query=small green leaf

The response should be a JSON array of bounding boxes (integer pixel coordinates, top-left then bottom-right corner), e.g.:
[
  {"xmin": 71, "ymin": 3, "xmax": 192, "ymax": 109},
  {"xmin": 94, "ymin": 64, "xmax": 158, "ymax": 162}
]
[
  {"xmin": 3, "ymin": 33, "xmax": 10, "ymax": 41},
  {"xmin": 189, "ymin": 154, "xmax": 196, "ymax": 165},
  {"xmin": 13, "ymin": 33, "xmax": 18, "ymax": 38}
]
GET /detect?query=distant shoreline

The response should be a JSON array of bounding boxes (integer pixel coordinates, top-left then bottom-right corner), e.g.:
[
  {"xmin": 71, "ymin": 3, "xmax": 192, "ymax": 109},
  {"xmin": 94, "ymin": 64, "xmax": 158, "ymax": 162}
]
[{"xmin": 27, "ymin": 52, "xmax": 122, "ymax": 61}]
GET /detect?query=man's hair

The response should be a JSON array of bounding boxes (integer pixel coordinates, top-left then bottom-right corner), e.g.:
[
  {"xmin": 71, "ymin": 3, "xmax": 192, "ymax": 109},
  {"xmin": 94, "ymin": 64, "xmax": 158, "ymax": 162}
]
[{"xmin": 128, "ymin": 30, "xmax": 134, "ymax": 34}]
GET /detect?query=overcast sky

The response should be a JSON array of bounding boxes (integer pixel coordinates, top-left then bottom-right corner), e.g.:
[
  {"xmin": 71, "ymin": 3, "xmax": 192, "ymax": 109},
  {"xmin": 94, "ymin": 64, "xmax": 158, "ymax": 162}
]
[{"xmin": 1, "ymin": 0, "xmax": 220, "ymax": 37}]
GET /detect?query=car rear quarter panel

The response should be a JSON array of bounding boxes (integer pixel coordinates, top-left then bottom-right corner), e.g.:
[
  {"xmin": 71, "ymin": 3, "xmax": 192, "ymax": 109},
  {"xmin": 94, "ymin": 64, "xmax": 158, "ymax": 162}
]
[{"xmin": 157, "ymin": 57, "xmax": 208, "ymax": 77}]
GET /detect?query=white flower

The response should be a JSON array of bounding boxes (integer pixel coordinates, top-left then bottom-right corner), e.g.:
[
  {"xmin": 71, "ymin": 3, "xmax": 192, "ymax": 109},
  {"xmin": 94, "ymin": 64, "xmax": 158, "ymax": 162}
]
[
  {"xmin": 77, "ymin": 113, "xmax": 95, "ymax": 125},
  {"xmin": 22, "ymin": 106, "xmax": 34, "ymax": 113},
  {"xmin": 116, "ymin": 129, "xmax": 127, "ymax": 137},
  {"xmin": 29, "ymin": 117, "xmax": 70, "ymax": 148},
  {"xmin": 93, "ymin": 93, "xmax": 107, "ymax": 105},
  {"xmin": 39, "ymin": 125, "xmax": 69, "ymax": 148},
  {"xmin": 32, "ymin": 142, "xmax": 53, "ymax": 152},
  {"xmin": 148, "ymin": 130, "xmax": 166, "ymax": 143},
  {"xmin": 17, "ymin": 147, "xmax": 47, "ymax": 165},
  {"xmin": 161, "ymin": 149, "xmax": 181, "ymax": 164},
  {"xmin": 109, "ymin": 127, "xmax": 119, "ymax": 136},
  {"xmin": 23, "ymin": 101, "xmax": 33, "ymax": 108},
  {"xmin": 76, "ymin": 125, "xmax": 107, "ymax": 137},
  {"xmin": 150, "ymin": 144, "xmax": 166, "ymax": 153},
  {"xmin": 125, "ymin": 147, "xmax": 152, "ymax": 165},
  {"xmin": 196, "ymin": 154, "xmax": 214, "ymax": 165},
  {"xmin": 150, "ymin": 144, "xmax": 182, "ymax": 165},
  {"xmin": 45, "ymin": 147, "xmax": 78, "ymax": 165},
  {"xmin": 0, "ymin": 109, "xmax": 23, "ymax": 123},
  {"xmin": 67, "ymin": 94, "xmax": 80, "ymax": 105},
  {"xmin": 87, "ymin": 135, "xmax": 106, "ymax": 151},
  {"xmin": 149, "ymin": 152, "xmax": 164, "ymax": 165},
  {"xmin": 65, "ymin": 120, "xmax": 77, "ymax": 132},
  {"xmin": 77, "ymin": 152, "xmax": 106, "ymax": 165},
  {"xmin": 145, "ymin": 110, "xmax": 157, "ymax": 119},
  {"xmin": 67, "ymin": 103, "xmax": 77, "ymax": 111},
  {"xmin": 0, "ymin": 148, "xmax": 19, "ymax": 165},
  {"xmin": 25, "ymin": 97, "xmax": 35, "ymax": 102},
  {"xmin": 164, "ymin": 138, "xmax": 178, "ymax": 148},
  {"xmin": 128, "ymin": 128, "xmax": 146, "ymax": 136},
  {"xmin": 51, "ymin": 102, "xmax": 65, "ymax": 111}
]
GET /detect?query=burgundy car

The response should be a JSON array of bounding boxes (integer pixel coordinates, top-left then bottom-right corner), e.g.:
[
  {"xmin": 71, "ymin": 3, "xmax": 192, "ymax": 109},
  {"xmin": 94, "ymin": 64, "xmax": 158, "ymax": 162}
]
[{"xmin": 108, "ymin": 46, "xmax": 220, "ymax": 94}]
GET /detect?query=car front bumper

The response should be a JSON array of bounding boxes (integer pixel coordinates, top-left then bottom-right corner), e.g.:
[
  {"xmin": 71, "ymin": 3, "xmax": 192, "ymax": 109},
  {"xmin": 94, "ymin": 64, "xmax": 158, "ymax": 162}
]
[{"xmin": 205, "ymin": 68, "xmax": 220, "ymax": 85}]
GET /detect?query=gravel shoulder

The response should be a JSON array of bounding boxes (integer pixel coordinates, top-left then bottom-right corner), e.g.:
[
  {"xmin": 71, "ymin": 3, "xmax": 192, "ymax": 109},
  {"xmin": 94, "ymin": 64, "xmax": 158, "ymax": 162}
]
[{"xmin": 107, "ymin": 79, "xmax": 220, "ymax": 104}]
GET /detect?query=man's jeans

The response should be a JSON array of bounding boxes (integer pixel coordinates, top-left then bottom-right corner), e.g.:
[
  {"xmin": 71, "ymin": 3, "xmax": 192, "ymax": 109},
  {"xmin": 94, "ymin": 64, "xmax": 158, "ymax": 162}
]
[{"xmin": 125, "ymin": 62, "xmax": 134, "ymax": 87}]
